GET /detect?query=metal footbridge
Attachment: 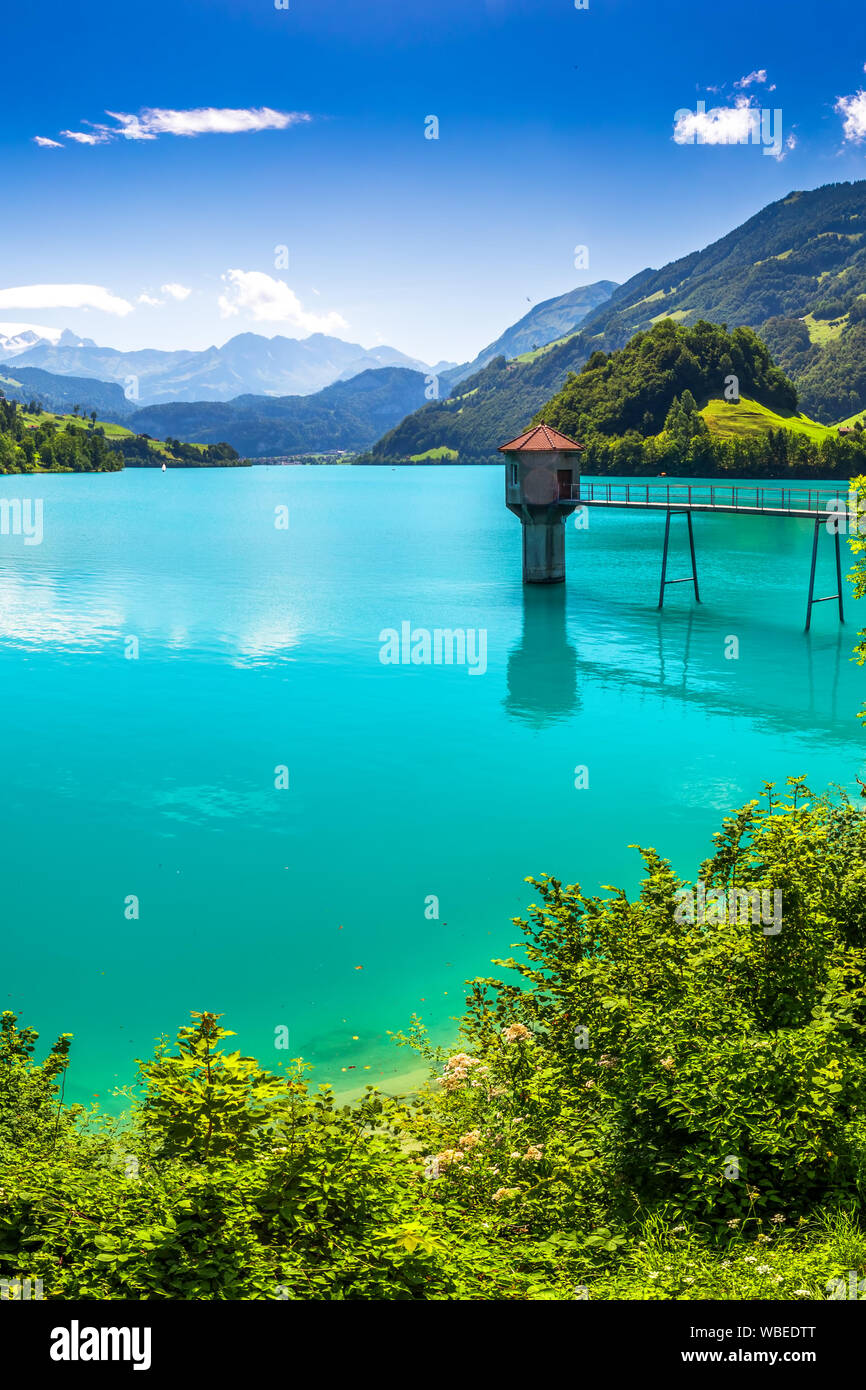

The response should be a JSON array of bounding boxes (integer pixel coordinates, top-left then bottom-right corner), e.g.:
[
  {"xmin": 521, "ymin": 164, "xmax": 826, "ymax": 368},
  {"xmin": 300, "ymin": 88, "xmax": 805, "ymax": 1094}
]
[{"xmin": 561, "ymin": 481, "xmax": 850, "ymax": 630}]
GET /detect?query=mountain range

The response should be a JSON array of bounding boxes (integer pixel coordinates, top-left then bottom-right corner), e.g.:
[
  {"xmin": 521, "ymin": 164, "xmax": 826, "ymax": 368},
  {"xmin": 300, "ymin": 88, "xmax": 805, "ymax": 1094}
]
[
  {"xmin": 0, "ymin": 330, "xmax": 445, "ymax": 406},
  {"xmin": 0, "ymin": 281, "xmax": 618, "ymax": 455},
  {"xmin": 0, "ymin": 282, "xmax": 619, "ymax": 411},
  {"xmin": 125, "ymin": 367, "xmax": 431, "ymax": 456},
  {"xmin": 11, "ymin": 179, "xmax": 866, "ymax": 466},
  {"xmin": 0, "ymin": 326, "xmax": 95, "ymax": 355},
  {"xmin": 367, "ymin": 180, "xmax": 866, "ymax": 461},
  {"xmin": 0, "ymin": 361, "xmax": 429, "ymax": 457}
]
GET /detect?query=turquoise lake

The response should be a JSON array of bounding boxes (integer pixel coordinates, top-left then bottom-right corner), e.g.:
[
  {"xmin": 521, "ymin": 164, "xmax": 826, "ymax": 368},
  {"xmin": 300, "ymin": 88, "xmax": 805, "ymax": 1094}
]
[{"xmin": 1, "ymin": 464, "xmax": 863, "ymax": 1106}]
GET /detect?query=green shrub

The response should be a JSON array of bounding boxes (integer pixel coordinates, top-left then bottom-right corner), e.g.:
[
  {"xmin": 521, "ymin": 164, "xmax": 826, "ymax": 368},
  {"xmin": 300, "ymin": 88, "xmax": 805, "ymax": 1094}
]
[
  {"xmin": 396, "ymin": 779, "xmax": 866, "ymax": 1292},
  {"xmin": 2, "ymin": 779, "xmax": 866, "ymax": 1299}
]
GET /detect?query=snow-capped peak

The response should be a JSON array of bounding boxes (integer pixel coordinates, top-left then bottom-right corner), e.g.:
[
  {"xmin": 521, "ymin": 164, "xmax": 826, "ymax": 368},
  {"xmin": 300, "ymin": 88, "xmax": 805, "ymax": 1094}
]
[{"xmin": 0, "ymin": 324, "xmax": 94, "ymax": 354}]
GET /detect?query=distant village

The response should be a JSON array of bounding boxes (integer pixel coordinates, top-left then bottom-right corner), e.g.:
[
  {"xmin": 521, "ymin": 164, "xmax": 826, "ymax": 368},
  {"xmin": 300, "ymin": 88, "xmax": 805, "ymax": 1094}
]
[{"xmin": 255, "ymin": 449, "xmax": 351, "ymax": 465}]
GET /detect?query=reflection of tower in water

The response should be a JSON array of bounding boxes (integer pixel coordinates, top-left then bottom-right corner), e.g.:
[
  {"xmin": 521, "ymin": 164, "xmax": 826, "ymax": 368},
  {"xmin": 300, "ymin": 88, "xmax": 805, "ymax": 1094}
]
[{"xmin": 505, "ymin": 584, "xmax": 579, "ymax": 727}]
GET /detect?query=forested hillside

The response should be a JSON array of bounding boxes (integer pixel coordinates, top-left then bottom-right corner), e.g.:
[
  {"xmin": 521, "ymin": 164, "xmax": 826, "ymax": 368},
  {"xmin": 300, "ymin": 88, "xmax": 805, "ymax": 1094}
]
[
  {"xmin": 0, "ymin": 366, "xmax": 132, "ymax": 420},
  {"xmin": 535, "ymin": 319, "xmax": 796, "ymax": 437},
  {"xmin": 534, "ymin": 319, "xmax": 866, "ymax": 478},
  {"xmin": 128, "ymin": 366, "xmax": 428, "ymax": 456},
  {"xmin": 368, "ymin": 180, "xmax": 866, "ymax": 460},
  {"xmin": 0, "ymin": 396, "xmax": 242, "ymax": 472},
  {"xmin": 365, "ymin": 349, "xmax": 573, "ymax": 463},
  {"xmin": 0, "ymin": 397, "xmax": 123, "ymax": 473}
]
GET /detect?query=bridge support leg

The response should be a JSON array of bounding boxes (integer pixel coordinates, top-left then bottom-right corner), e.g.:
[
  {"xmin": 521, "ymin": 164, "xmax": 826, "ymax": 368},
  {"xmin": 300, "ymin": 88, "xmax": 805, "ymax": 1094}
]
[
  {"xmin": 687, "ymin": 511, "xmax": 701, "ymax": 604},
  {"xmin": 658, "ymin": 511, "xmax": 671, "ymax": 608},
  {"xmin": 658, "ymin": 509, "xmax": 700, "ymax": 609},
  {"xmin": 805, "ymin": 517, "xmax": 845, "ymax": 631}
]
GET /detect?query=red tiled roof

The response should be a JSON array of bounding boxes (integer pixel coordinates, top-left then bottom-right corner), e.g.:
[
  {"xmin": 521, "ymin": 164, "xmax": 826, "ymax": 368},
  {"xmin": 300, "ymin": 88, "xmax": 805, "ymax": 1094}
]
[{"xmin": 498, "ymin": 424, "xmax": 583, "ymax": 452}]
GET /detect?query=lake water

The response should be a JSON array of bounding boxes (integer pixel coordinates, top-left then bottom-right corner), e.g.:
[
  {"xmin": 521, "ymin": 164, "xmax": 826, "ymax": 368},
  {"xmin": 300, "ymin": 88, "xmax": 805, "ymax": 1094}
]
[{"xmin": 1, "ymin": 464, "xmax": 863, "ymax": 1106}]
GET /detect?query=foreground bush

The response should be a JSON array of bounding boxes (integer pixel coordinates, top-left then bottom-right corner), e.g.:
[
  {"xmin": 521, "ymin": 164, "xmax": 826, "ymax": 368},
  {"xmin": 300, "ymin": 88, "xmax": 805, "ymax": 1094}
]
[{"xmin": 1, "ymin": 777, "xmax": 865, "ymax": 1299}]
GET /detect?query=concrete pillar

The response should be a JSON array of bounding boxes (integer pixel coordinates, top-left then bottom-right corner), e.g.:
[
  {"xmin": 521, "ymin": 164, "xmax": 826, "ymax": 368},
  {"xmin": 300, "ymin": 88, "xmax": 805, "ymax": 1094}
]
[{"xmin": 521, "ymin": 510, "xmax": 566, "ymax": 583}]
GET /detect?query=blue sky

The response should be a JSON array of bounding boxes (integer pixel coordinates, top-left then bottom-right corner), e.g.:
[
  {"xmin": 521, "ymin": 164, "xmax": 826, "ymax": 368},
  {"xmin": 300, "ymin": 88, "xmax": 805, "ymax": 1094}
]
[{"xmin": 4, "ymin": 0, "xmax": 866, "ymax": 364}]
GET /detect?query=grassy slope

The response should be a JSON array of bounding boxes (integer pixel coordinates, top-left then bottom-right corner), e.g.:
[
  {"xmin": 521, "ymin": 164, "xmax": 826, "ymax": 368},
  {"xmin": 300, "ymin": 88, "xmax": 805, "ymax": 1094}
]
[
  {"xmin": 700, "ymin": 396, "xmax": 831, "ymax": 441},
  {"xmin": 408, "ymin": 445, "xmax": 459, "ymax": 461},
  {"xmin": 21, "ymin": 409, "xmax": 129, "ymax": 438},
  {"xmin": 512, "ymin": 335, "xmax": 573, "ymax": 365},
  {"xmin": 19, "ymin": 409, "xmax": 208, "ymax": 458},
  {"xmin": 803, "ymin": 311, "xmax": 848, "ymax": 345}
]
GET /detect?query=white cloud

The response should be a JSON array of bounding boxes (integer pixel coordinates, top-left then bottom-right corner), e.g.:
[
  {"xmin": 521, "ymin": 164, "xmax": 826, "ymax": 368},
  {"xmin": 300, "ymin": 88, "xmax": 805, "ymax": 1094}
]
[
  {"xmin": 33, "ymin": 136, "xmax": 63, "ymax": 149},
  {"xmin": 674, "ymin": 97, "xmax": 790, "ymax": 160},
  {"xmin": 0, "ymin": 284, "xmax": 134, "ymax": 316},
  {"xmin": 38, "ymin": 106, "xmax": 312, "ymax": 148},
  {"xmin": 61, "ymin": 130, "xmax": 111, "ymax": 146},
  {"xmin": 136, "ymin": 284, "xmax": 191, "ymax": 307},
  {"xmin": 674, "ymin": 97, "xmax": 756, "ymax": 145},
  {"xmin": 101, "ymin": 113, "xmax": 157, "ymax": 142},
  {"xmin": 734, "ymin": 69, "xmax": 768, "ymax": 88},
  {"xmin": 120, "ymin": 107, "xmax": 310, "ymax": 138},
  {"xmin": 836, "ymin": 90, "xmax": 866, "ymax": 142},
  {"xmin": 218, "ymin": 270, "xmax": 348, "ymax": 336}
]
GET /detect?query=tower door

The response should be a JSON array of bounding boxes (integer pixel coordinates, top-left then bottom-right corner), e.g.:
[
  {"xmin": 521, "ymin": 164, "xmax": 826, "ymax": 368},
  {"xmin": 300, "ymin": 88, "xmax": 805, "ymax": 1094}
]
[{"xmin": 556, "ymin": 469, "xmax": 572, "ymax": 500}]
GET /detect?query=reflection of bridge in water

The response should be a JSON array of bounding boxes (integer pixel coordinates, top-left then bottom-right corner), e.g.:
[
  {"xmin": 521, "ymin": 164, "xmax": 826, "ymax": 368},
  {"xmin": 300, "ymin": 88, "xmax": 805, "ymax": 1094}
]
[
  {"xmin": 504, "ymin": 585, "xmax": 851, "ymax": 741},
  {"xmin": 563, "ymin": 481, "xmax": 849, "ymax": 630}
]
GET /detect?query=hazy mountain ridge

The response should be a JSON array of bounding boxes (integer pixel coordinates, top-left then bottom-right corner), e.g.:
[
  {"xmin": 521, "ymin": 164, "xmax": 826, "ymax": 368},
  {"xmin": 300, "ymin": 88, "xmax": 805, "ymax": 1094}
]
[
  {"xmin": 0, "ymin": 331, "xmax": 435, "ymax": 405},
  {"xmin": 0, "ymin": 365, "xmax": 133, "ymax": 418},
  {"xmin": 440, "ymin": 280, "xmax": 618, "ymax": 390},
  {"xmin": 0, "ymin": 360, "xmax": 428, "ymax": 456},
  {"xmin": 124, "ymin": 367, "xmax": 429, "ymax": 456},
  {"xmin": 0, "ymin": 284, "xmax": 612, "ymax": 410}
]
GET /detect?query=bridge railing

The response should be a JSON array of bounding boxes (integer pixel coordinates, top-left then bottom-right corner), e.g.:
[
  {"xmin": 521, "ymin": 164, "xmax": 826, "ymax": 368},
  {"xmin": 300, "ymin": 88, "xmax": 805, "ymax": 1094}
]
[{"xmin": 562, "ymin": 480, "xmax": 851, "ymax": 515}]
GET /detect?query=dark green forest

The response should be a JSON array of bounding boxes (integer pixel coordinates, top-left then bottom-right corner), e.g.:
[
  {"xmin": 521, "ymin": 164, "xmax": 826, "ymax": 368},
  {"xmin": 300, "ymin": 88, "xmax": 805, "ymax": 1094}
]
[
  {"xmin": 536, "ymin": 320, "xmax": 795, "ymax": 435},
  {"xmin": 370, "ymin": 317, "xmax": 866, "ymax": 478},
  {"xmin": 535, "ymin": 319, "xmax": 866, "ymax": 478},
  {"xmin": 764, "ymin": 313, "xmax": 866, "ymax": 423}
]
